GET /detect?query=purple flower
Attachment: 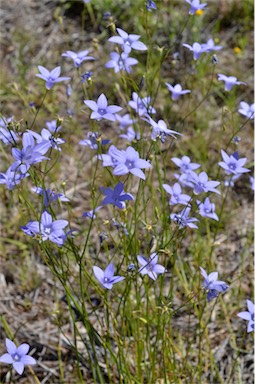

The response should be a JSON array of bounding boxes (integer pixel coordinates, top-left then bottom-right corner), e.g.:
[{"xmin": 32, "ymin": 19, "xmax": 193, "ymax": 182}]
[
  {"xmin": 83, "ymin": 206, "xmax": 102, "ymax": 219},
  {"xmin": 28, "ymin": 128, "xmax": 65, "ymax": 152},
  {"xmin": 174, "ymin": 172, "xmax": 195, "ymax": 188},
  {"xmin": 217, "ymin": 74, "xmax": 246, "ymax": 91},
  {"xmin": 128, "ymin": 92, "xmax": 156, "ymax": 116},
  {"xmin": 143, "ymin": 115, "xmax": 182, "ymax": 141},
  {"xmin": 120, "ymin": 127, "xmax": 140, "ymax": 142},
  {"xmin": 100, "ymin": 182, "xmax": 134, "ymax": 209},
  {"xmin": 108, "ymin": 28, "xmax": 147, "ymax": 53},
  {"xmin": 36, "ymin": 66, "xmax": 71, "ymax": 90},
  {"xmin": 115, "ymin": 113, "xmax": 137, "ymax": 130},
  {"xmin": 137, "ymin": 253, "xmax": 165, "ymax": 280},
  {"xmin": 32, "ymin": 187, "xmax": 69, "ymax": 207},
  {"xmin": 21, "ymin": 211, "xmax": 68, "ymax": 246},
  {"xmin": 238, "ymin": 101, "xmax": 254, "ymax": 120},
  {"xmin": 79, "ymin": 131, "xmax": 111, "ymax": 149},
  {"xmin": 163, "ymin": 183, "xmax": 191, "ymax": 206},
  {"xmin": 189, "ymin": 171, "xmax": 221, "ymax": 195},
  {"xmin": 81, "ymin": 71, "xmax": 93, "ymax": 83},
  {"xmin": 237, "ymin": 300, "xmax": 254, "ymax": 333},
  {"xmin": 201, "ymin": 38, "xmax": 222, "ymax": 52},
  {"xmin": 93, "ymin": 263, "xmax": 125, "ymax": 289},
  {"xmin": 146, "ymin": 0, "xmax": 157, "ymax": 11},
  {"xmin": 45, "ymin": 120, "xmax": 62, "ymax": 133},
  {"xmin": 84, "ymin": 94, "xmax": 122, "ymax": 121},
  {"xmin": 105, "ymin": 51, "xmax": 138, "ymax": 73},
  {"xmin": 100, "ymin": 145, "xmax": 151, "ymax": 180},
  {"xmin": 249, "ymin": 176, "xmax": 254, "ymax": 191},
  {"xmin": 62, "ymin": 50, "xmax": 94, "ymax": 68},
  {"xmin": 185, "ymin": 0, "xmax": 207, "ymax": 14},
  {"xmin": 172, "ymin": 156, "xmax": 201, "ymax": 174},
  {"xmin": 200, "ymin": 267, "xmax": 229, "ymax": 302},
  {"xmin": 197, "ymin": 197, "xmax": 219, "ymax": 221},
  {"xmin": 11, "ymin": 132, "xmax": 49, "ymax": 174},
  {"xmin": 218, "ymin": 150, "xmax": 250, "ymax": 176},
  {"xmin": 0, "ymin": 165, "xmax": 27, "ymax": 190},
  {"xmin": 183, "ymin": 42, "xmax": 206, "ymax": 60},
  {"xmin": 0, "ymin": 338, "xmax": 36, "ymax": 375},
  {"xmin": 170, "ymin": 207, "xmax": 199, "ymax": 229},
  {"xmin": 0, "ymin": 116, "xmax": 19, "ymax": 145},
  {"xmin": 165, "ymin": 83, "xmax": 191, "ymax": 101}
]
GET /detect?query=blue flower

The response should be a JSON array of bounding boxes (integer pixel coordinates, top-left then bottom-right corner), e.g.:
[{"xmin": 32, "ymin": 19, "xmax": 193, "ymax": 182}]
[
  {"xmin": 218, "ymin": 150, "xmax": 250, "ymax": 176},
  {"xmin": 79, "ymin": 131, "xmax": 111, "ymax": 149},
  {"xmin": 238, "ymin": 101, "xmax": 254, "ymax": 120},
  {"xmin": 21, "ymin": 211, "xmax": 69, "ymax": 246},
  {"xmin": 0, "ymin": 338, "xmax": 36, "ymax": 375},
  {"xmin": 93, "ymin": 263, "xmax": 125, "ymax": 289},
  {"xmin": 143, "ymin": 115, "xmax": 183, "ymax": 141},
  {"xmin": 189, "ymin": 171, "xmax": 220, "ymax": 195},
  {"xmin": 84, "ymin": 94, "xmax": 122, "ymax": 121},
  {"xmin": 237, "ymin": 300, "xmax": 254, "ymax": 333},
  {"xmin": 146, "ymin": 1, "xmax": 157, "ymax": 11},
  {"xmin": 200, "ymin": 267, "xmax": 229, "ymax": 302},
  {"xmin": 201, "ymin": 38, "xmax": 223, "ymax": 52},
  {"xmin": 172, "ymin": 155, "xmax": 200, "ymax": 174},
  {"xmin": 36, "ymin": 66, "xmax": 71, "ymax": 90},
  {"xmin": 0, "ymin": 165, "xmax": 27, "ymax": 190},
  {"xmin": 183, "ymin": 42, "xmax": 207, "ymax": 60},
  {"xmin": 105, "ymin": 51, "xmax": 138, "ymax": 73},
  {"xmin": 170, "ymin": 207, "xmax": 199, "ymax": 229},
  {"xmin": 165, "ymin": 83, "xmax": 191, "ymax": 101},
  {"xmin": 137, "ymin": 253, "xmax": 165, "ymax": 281},
  {"xmin": 62, "ymin": 50, "xmax": 94, "ymax": 68},
  {"xmin": 185, "ymin": 0, "xmax": 207, "ymax": 15},
  {"xmin": 108, "ymin": 28, "xmax": 147, "ymax": 53},
  {"xmin": 0, "ymin": 116, "xmax": 19, "ymax": 145},
  {"xmin": 217, "ymin": 74, "xmax": 246, "ymax": 91},
  {"xmin": 100, "ymin": 182, "xmax": 134, "ymax": 209},
  {"xmin": 128, "ymin": 92, "xmax": 156, "ymax": 116},
  {"xmin": 32, "ymin": 187, "xmax": 69, "ymax": 207},
  {"xmin": 196, "ymin": 197, "xmax": 219, "ymax": 221},
  {"xmin": 100, "ymin": 145, "xmax": 151, "ymax": 180},
  {"xmin": 163, "ymin": 182, "xmax": 191, "ymax": 206}
]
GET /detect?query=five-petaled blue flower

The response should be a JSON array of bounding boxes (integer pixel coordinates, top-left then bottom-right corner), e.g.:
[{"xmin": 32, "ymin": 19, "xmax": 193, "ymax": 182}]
[
  {"xmin": 100, "ymin": 182, "xmax": 134, "ymax": 209},
  {"xmin": 128, "ymin": 92, "xmax": 156, "ymax": 116},
  {"xmin": 183, "ymin": 42, "xmax": 206, "ymax": 60},
  {"xmin": 172, "ymin": 155, "xmax": 201, "ymax": 174},
  {"xmin": 218, "ymin": 150, "xmax": 250, "ymax": 176},
  {"xmin": 36, "ymin": 66, "xmax": 71, "ymax": 90},
  {"xmin": 84, "ymin": 94, "xmax": 122, "ymax": 121},
  {"xmin": 197, "ymin": 197, "xmax": 219, "ymax": 221},
  {"xmin": 217, "ymin": 74, "xmax": 246, "ymax": 91},
  {"xmin": 137, "ymin": 253, "xmax": 166, "ymax": 281},
  {"xmin": 170, "ymin": 207, "xmax": 199, "ymax": 229},
  {"xmin": 189, "ymin": 171, "xmax": 221, "ymax": 195},
  {"xmin": 0, "ymin": 338, "xmax": 36, "ymax": 375},
  {"xmin": 105, "ymin": 51, "xmax": 138, "ymax": 73},
  {"xmin": 163, "ymin": 182, "xmax": 191, "ymax": 206},
  {"xmin": 200, "ymin": 267, "xmax": 229, "ymax": 302},
  {"xmin": 100, "ymin": 145, "xmax": 151, "ymax": 180},
  {"xmin": 238, "ymin": 101, "xmax": 254, "ymax": 120},
  {"xmin": 93, "ymin": 263, "xmax": 125, "ymax": 289},
  {"xmin": 108, "ymin": 28, "xmax": 147, "ymax": 53},
  {"xmin": 165, "ymin": 83, "xmax": 191, "ymax": 101},
  {"xmin": 237, "ymin": 300, "xmax": 255, "ymax": 333},
  {"xmin": 21, "ymin": 211, "xmax": 69, "ymax": 246},
  {"xmin": 62, "ymin": 50, "xmax": 94, "ymax": 67},
  {"xmin": 185, "ymin": 0, "xmax": 207, "ymax": 14}
]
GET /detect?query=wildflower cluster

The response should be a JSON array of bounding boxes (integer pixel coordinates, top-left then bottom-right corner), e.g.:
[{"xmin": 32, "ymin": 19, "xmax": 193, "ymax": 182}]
[{"xmin": 0, "ymin": 0, "xmax": 253, "ymax": 381}]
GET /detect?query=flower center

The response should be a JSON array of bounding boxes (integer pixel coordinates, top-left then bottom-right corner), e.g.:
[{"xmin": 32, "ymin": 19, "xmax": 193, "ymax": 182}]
[
  {"xmin": 125, "ymin": 160, "xmax": 134, "ymax": 169},
  {"xmin": 104, "ymin": 277, "xmax": 109, "ymax": 283},
  {"xmin": 13, "ymin": 354, "xmax": 20, "ymax": 362},
  {"xmin": 44, "ymin": 227, "xmax": 51, "ymax": 235},
  {"xmin": 228, "ymin": 163, "xmax": 236, "ymax": 170},
  {"xmin": 98, "ymin": 108, "xmax": 106, "ymax": 115}
]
